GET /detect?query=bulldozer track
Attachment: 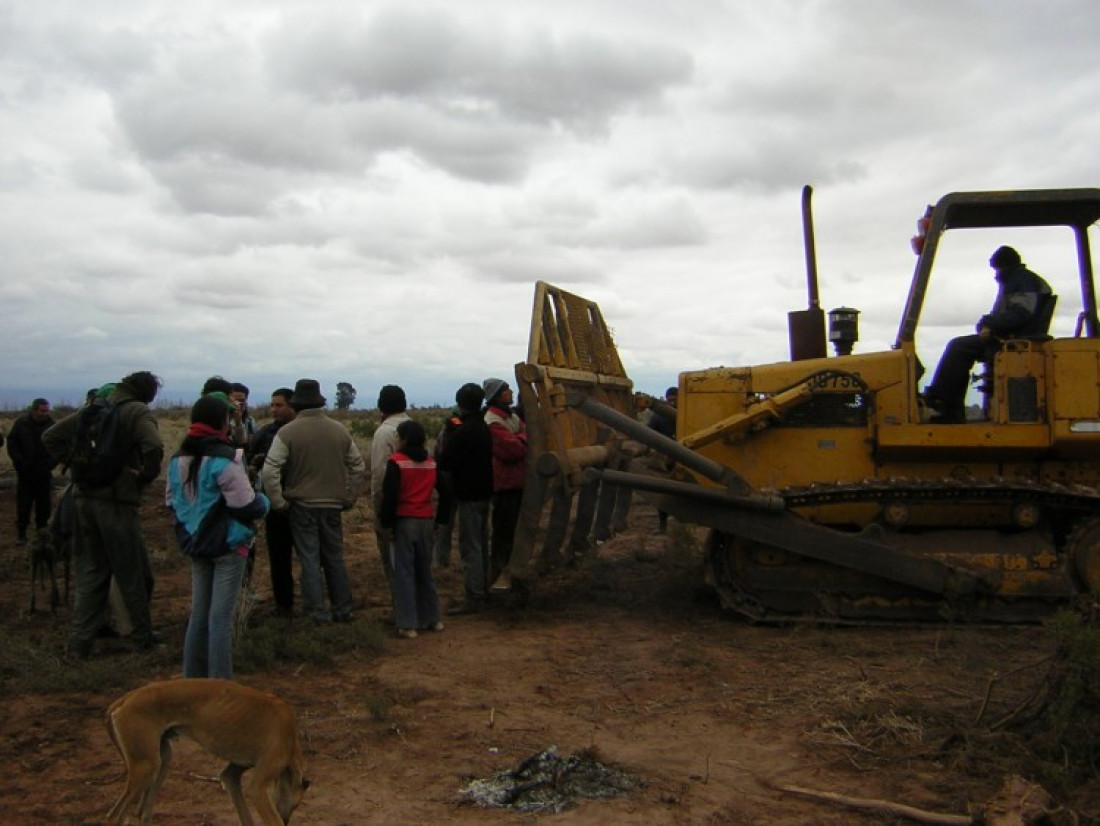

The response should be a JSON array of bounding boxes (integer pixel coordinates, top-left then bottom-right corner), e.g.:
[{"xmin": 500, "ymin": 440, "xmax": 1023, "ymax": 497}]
[{"xmin": 778, "ymin": 478, "xmax": 1100, "ymax": 512}]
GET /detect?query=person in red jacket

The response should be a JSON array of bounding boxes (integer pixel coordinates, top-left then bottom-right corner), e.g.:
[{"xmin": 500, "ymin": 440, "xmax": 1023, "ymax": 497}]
[
  {"xmin": 380, "ymin": 419, "xmax": 450, "ymax": 638},
  {"xmin": 482, "ymin": 378, "xmax": 528, "ymax": 591}
]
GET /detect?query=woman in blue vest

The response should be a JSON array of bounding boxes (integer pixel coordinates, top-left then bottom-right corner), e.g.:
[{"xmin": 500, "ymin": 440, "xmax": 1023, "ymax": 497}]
[{"xmin": 166, "ymin": 393, "xmax": 269, "ymax": 679}]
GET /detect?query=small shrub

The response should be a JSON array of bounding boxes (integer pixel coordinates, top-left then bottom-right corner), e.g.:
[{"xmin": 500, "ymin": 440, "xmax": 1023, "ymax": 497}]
[
  {"xmin": 347, "ymin": 417, "xmax": 379, "ymax": 439},
  {"xmin": 236, "ymin": 616, "xmax": 386, "ymax": 673},
  {"xmin": 363, "ymin": 689, "xmax": 393, "ymax": 722},
  {"xmin": 1014, "ymin": 608, "xmax": 1100, "ymax": 789},
  {"xmin": 0, "ymin": 627, "xmax": 151, "ymax": 695}
]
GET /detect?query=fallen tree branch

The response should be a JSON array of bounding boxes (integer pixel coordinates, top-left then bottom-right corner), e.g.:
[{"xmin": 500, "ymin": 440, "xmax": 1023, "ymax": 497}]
[
  {"xmin": 974, "ymin": 654, "xmax": 1054, "ymax": 727},
  {"xmin": 775, "ymin": 783, "xmax": 972, "ymax": 825}
]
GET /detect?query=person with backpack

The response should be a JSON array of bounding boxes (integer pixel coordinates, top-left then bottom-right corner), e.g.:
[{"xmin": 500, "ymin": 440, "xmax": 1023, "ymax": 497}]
[
  {"xmin": 43, "ymin": 371, "xmax": 165, "ymax": 660},
  {"xmin": 167, "ymin": 394, "xmax": 269, "ymax": 679}
]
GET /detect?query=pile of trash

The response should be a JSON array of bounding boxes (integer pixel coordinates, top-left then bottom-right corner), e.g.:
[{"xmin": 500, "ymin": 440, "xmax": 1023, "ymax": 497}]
[{"xmin": 460, "ymin": 745, "xmax": 643, "ymax": 813}]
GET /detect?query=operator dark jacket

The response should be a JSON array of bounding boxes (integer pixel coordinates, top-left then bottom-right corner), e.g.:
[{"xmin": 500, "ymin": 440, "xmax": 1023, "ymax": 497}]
[
  {"xmin": 978, "ymin": 264, "xmax": 1053, "ymax": 337},
  {"xmin": 7, "ymin": 412, "xmax": 56, "ymax": 481},
  {"xmin": 43, "ymin": 383, "xmax": 164, "ymax": 505}
]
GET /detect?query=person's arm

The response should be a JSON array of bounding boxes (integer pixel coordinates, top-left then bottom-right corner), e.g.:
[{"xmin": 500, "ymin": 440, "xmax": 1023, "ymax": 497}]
[
  {"xmin": 434, "ymin": 470, "xmax": 453, "ymax": 527},
  {"xmin": 369, "ymin": 426, "xmax": 397, "ymax": 496},
  {"xmin": 164, "ymin": 458, "xmax": 176, "ymax": 509},
  {"xmin": 260, "ymin": 435, "xmax": 290, "ymax": 510},
  {"xmin": 133, "ymin": 408, "xmax": 164, "ymax": 485},
  {"xmin": 219, "ymin": 454, "xmax": 269, "ymax": 522},
  {"xmin": 489, "ymin": 421, "xmax": 528, "ymax": 464},
  {"xmin": 985, "ymin": 292, "xmax": 1040, "ymax": 335},
  {"xmin": 379, "ymin": 460, "xmax": 401, "ymax": 530},
  {"xmin": 7, "ymin": 419, "xmax": 26, "ymax": 469},
  {"xmin": 344, "ymin": 438, "xmax": 367, "ymax": 506},
  {"xmin": 41, "ymin": 413, "xmax": 78, "ymax": 467}
]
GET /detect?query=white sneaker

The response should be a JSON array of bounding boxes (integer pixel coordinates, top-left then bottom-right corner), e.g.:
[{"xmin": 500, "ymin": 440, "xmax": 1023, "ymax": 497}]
[{"xmin": 397, "ymin": 628, "xmax": 418, "ymax": 639}]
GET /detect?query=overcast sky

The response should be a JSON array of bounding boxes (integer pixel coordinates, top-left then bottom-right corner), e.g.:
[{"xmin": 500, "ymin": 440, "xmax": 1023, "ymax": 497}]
[{"xmin": 2, "ymin": 0, "xmax": 1098, "ymax": 410}]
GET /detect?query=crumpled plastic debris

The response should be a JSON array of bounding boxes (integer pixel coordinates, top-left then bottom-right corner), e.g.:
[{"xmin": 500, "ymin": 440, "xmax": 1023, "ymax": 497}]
[{"xmin": 460, "ymin": 745, "xmax": 643, "ymax": 813}]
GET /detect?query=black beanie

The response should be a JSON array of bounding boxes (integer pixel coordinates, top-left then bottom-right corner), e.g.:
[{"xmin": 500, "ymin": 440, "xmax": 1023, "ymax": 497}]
[
  {"xmin": 990, "ymin": 246, "xmax": 1022, "ymax": 270},
  {"xmin": 455, "ymin": 382, "xmax": 485, "ymax": 413},
  {"xmin": 377, "ymin": 385, "xmax": 407, "ymax": 415}
]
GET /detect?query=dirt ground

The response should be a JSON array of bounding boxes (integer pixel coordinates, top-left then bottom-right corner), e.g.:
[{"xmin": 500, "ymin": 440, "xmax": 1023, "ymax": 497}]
[{"xmin": 0, "ymin": 479, "xmax": 1093, "ymax": 825}]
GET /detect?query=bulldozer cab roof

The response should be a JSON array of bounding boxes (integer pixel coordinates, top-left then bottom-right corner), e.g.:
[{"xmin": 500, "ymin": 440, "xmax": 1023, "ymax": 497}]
[{"xmin": 897, "ymin": 187, "xmax": 1100, "ymax": 345}]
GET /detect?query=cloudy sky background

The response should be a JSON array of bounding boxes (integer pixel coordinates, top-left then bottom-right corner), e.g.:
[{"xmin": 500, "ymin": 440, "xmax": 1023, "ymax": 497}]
[{"xmin": 2, "ymin": 0, "xmax": 1098, "ymax": 410}]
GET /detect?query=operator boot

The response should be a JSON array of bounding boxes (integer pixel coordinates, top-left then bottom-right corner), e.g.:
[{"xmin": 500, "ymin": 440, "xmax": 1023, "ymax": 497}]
[
  {"xmin": 930, "ymin": 406, "xmax": 966, "ymax": 424},
  {"xmin": 921, "ymin": 387, "xmax": 946, "ymax": 412}
]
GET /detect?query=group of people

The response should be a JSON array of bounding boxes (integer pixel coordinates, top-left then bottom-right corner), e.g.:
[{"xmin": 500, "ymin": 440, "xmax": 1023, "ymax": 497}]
[
  {"xmin": 16, "ymin": 371, "xmax": 529, "ymax": 681},
  {"xmin": 8, "ymin": 244, "xmax": 1055, "ymax": 681}
]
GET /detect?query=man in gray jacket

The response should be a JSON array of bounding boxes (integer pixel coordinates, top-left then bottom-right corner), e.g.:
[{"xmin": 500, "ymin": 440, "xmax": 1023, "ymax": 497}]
[{"xmin": 261, "ymin": 379, "xmax": 365, "ymax": 624}]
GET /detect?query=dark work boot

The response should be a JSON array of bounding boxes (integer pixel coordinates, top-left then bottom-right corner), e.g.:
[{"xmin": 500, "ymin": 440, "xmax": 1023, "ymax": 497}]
[{"xmin": 930, "ymin": 407, "xmax": 966, "ymax": 424}]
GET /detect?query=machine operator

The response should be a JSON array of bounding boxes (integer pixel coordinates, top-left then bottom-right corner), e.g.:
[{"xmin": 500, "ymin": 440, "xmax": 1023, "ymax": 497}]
[{"xmin": 924, "ymin": 245, "xmax": 1053, "ymax": 423}]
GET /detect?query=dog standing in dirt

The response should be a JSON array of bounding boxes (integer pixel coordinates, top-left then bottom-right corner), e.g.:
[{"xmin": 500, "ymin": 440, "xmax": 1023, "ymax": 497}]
[
  {"xmin": 105, "ymin": 679, "xmax": 309, "ymax": 825},
  {"xmin": 29, "ymin": 528, "xmax": 61, "ymax": 613}
]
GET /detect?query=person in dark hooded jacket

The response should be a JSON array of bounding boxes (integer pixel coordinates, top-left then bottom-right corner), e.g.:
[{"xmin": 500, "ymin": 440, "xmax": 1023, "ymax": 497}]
[
  {"xmin": 43, "ymin": 371, "xmax": 164, "ymax": 659},
  {"xmin": 925, "ymin": 246, "xmax": 1053, "ymax": 423},
  {"xmin": 7, "ymin": 398, "xmax": 56, "ymax": 545}
]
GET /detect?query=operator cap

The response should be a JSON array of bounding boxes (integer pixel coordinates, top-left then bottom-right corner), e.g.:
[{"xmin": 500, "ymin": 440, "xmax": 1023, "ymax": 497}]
[{"xmin": 990, "ymin": 245, "xmax": 1022, "ymax": 270}]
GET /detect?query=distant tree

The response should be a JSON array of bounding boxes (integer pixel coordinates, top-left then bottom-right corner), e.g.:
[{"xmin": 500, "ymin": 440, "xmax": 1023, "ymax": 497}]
[{"xmin": 335, "ymin": 382, "xmax": 357, "ymax": 411}]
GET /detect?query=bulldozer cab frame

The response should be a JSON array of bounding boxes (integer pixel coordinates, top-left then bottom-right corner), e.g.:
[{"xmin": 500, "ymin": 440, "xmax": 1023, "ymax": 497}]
[{"xmin": 898, "ymin": 188, "xmax": 1100, "ymax": 346}]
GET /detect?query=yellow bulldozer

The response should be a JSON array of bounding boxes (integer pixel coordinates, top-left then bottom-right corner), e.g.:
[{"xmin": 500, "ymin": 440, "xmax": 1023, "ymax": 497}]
[{"xmin": 506, "ymin": 187, "xmax": 1100, "ymax": 622}]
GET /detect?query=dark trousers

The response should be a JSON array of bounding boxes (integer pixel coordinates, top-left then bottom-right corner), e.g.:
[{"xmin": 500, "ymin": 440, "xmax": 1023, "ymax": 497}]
[
  {"xmin": 16, "ymin": 472, "xmax": 52, "ymax": 536},
  {"xmin": 490, "ymin": 488, "xmax": 524, "ymax": 580},
  {"xmin": 928, "ymin": 334, "xmax": 993, "ymax": 418},
  {"xmin": 391, "ymin": 517, "xmax": 440, "ymax": 630},
  {"xmin": 69, "ymin": 496, "xmax": 154, "ymax": 655},
  {"xmin": 265, "ymin": 508, "xmax": 295, "ymax": 613}
]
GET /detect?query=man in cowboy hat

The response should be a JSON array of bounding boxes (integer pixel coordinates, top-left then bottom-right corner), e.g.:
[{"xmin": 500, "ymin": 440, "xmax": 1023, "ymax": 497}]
[{"xmin": 261, "ymin": 379, "xmax": 366, "ymax": 624}]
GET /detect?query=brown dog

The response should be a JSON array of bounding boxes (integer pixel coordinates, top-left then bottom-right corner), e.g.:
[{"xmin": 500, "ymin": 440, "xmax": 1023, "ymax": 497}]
[{"xmin": 105, "ymin": 679, "xmax": 309, "ymax": 825}]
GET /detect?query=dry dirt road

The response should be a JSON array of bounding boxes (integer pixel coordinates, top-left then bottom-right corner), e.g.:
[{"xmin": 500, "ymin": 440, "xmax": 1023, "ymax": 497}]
[{"xmin": 0, "ymin": 485, "xmax": 1078, "ymax": 824}]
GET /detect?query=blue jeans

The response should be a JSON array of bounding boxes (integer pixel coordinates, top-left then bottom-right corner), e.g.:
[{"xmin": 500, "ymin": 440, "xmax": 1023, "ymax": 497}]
[
  {"xmin": 183, "ymin": 551, "xmax": 247, "ymax": 679},
  {"xmin": 457, "ymin": 499, "xmax": 490, "ymax": 605},
  {"xmin": 392, "ymin": 518, "xmax": 440, "ymax": 630},
  {"xmin": 290, "ymin": 504, "xmax": 353, "ymax": 622}
]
